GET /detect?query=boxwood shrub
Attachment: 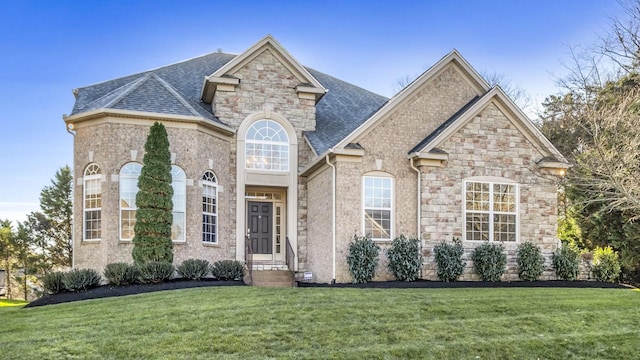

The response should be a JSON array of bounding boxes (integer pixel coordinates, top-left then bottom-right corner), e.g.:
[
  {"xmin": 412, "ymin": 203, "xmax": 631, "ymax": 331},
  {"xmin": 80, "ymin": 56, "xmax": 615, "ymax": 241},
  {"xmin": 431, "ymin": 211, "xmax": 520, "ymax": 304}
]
[
  {"xmin": 433, "ymin": 238, "xmax": 467, "ymax": 282},
  {"xmin": 41, "ymin": 271, "xmax": 66, "ymax": 294},
  {"xmin": 552, "ymin": 244, "xmax": 580, "ymax": 280},
  {"xmin": 592, "ymin": 246, "xmax": 621, "ymax": 283},
  {"xmin": 346, "ymin": 235, "xmax": 380, "ymax": 284},
  {"xmin": 210, "ymin": 260, "xmax": 245, "ymax": 281},
  {"xmin": 387, "ymin": 235, "xmax": 422, "ymax": 281},
  {"xmin": 516, "ymin": 241, "xmax": 545, "ymax": 281},
  {"xmin": 177, "ymin": 259, "xmax": 211, "ymax": 280},
  {"xmin": 472, "ymin": 242, "xmax": 506, "ymax": 282},
  {"xmin": 104, "ymin": 263, "xmax": 140, "ymax": 286},
  {"xmin": 137, "ymin": 262, "xmax": 174, "ymax": 284},
  {"xmin": 63, "ymin": 269, "xmax": 102, "ymax": 292}
]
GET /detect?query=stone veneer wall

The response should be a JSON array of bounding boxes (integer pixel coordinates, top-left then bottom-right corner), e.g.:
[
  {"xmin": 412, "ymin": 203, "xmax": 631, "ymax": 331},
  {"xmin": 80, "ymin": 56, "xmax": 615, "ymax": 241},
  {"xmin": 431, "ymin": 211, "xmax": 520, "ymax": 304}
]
[
  {"xmin": 419, "ymin": 103, "xmax": 561, "ymax": 281},
  {"xmin": 211, "ymin": 47, "xmax": 318, "ymax": 269},
  {"xmin": 330, "ymin": 64, "xmax": 481, "ymax": 282},
  {"xmin": 72, "ymin": 120, "xmax": 234, "ymax": 273}
]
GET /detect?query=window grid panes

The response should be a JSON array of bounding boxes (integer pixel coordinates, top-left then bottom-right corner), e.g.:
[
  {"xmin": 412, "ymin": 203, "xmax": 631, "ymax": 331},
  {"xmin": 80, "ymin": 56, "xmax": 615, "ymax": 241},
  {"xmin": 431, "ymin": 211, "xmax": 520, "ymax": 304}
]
[
  {"xmin": 171, "ymin": 166, "xmax": 186, "ymax": 242},
  {"xmin": 363, "ymin": 176, "xmax": 393, "ymax": 240},
  {"xmin": 245, "ymin": 120, "xmax": 289, "ymax": 171},
  {"xmin": 202, "ymin": 170, "xmax": 217, "ymax": 243},
  {"xmin": 465, "ymin": 181, "xmax": 518, "ymax": 242},
  {"xmin": 120, "ymin": 163, "xmax": 142, "ymax": 240},
  {"xmin": 84, "ymin": 164, "xmax": 101, "ymax": 240}
]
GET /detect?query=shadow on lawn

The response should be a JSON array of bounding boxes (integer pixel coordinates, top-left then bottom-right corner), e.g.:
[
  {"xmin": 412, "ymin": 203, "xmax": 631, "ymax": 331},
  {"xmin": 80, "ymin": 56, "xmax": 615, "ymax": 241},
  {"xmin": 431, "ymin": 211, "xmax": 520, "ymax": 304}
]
[{"xmin": 24, "ymin": 279, "xmax": 631, "ymax": 308}]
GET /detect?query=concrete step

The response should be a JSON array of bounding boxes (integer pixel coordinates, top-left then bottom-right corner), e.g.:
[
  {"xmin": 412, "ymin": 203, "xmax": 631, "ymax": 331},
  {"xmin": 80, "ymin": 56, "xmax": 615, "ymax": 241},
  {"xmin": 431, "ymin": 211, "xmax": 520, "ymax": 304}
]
[{"xmin": 247, "ymin": 270, "xmax": 294, "ymax": 288}]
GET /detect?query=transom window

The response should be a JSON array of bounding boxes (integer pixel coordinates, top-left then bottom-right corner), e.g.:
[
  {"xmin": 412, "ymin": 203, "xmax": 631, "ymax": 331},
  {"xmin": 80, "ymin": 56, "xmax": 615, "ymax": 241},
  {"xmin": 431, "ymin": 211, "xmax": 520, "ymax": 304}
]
[
  {"xmin": 120, "ymin": 162, "xmax": 142, "ymax": 240},
  {"xmin": 171, "ymin": 166, "xmax": 186, "ymax": 242},
  {"xmin": 363, "ymin": 176, "xmax": 393, "ymax": 241},
  {"xmin": 83, "ymin": 164, "xmax": 101, "ymax": 241},
  {"xmin": 202, "ymin": 170, "xmax": 217, "ymax": 244},
  {"xmin": 245, "ymin": 120, "xmax": 289, "ymax": 171},
  {"xmin": 464, "ymin": 180, "xmax": 518, "ymax": 242}
]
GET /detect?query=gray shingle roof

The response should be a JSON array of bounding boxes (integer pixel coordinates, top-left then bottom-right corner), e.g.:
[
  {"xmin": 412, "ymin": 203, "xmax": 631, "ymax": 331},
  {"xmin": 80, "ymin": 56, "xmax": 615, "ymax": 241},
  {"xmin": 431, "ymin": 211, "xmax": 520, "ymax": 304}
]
[
  {"xmin": 408, "ymin": 94, "xmax": 483, "ymax": 154},
  {"xmin": 70, "ymin": 51, "xmax": 388, "ymax": 154}
]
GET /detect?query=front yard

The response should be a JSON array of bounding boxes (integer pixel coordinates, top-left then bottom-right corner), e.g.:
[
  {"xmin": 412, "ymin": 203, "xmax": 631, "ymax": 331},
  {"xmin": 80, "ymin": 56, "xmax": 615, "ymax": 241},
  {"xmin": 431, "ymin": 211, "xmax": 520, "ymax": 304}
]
[{"xmin": 1, "ymin": 287, "xmax": 638, "ymax": 359}]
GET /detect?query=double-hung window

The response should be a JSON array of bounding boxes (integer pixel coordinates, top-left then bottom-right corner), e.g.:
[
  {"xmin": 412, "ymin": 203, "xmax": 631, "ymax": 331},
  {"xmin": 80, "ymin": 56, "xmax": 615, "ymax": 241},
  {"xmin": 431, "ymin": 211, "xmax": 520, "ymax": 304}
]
[
  {"xmin": 363, "ymin": 176, "xmax": 393, "ymax": 241},
  {"xmin": 171, "ymin": 165, "xmax": 186, "ymax": 242},
  {"xmin": 464, "ymin": 180, "xmax": 518, "ymax": 242},
  {"xmin": 120, "ymin": 163, "xmax": 142, "ymax": 240}
]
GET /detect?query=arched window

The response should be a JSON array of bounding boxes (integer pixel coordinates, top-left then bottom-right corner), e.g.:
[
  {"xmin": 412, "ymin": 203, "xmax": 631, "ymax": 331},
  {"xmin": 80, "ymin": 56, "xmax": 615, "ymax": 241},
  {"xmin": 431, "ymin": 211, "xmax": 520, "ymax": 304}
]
[
  {"xmin": 245, "ymin": 120, "xmax": 289, "ymax": 171},
  {"xmin": 119, "ymin": 162, "xmax": 142, "ymax": 240},
  {"xmin": 171, "ymin": 165, "xmax": 186, "ymax": 242},
  {"xmin": 83, "ymin": 163, "xmax": 101, "ymax": 241},
  {"xmin": 202, "ymin": 170, "xmax": 217, "ymax": 243}
]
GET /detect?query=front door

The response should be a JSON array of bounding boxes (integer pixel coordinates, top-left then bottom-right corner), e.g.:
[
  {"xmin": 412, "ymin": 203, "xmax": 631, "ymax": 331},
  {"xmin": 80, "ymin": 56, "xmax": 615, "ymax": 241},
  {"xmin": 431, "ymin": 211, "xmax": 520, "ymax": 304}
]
[{"xmin": 248, "ymin": 201, "xmax": 273, "ymax": 254}]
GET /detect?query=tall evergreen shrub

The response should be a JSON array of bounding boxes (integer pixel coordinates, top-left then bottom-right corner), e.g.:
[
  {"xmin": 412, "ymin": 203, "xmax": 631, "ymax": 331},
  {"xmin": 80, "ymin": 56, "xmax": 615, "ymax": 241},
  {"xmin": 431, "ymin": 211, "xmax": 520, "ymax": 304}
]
[{"xmin": 132, "ymin": 122, "xmax": 174, "ymax": 265}]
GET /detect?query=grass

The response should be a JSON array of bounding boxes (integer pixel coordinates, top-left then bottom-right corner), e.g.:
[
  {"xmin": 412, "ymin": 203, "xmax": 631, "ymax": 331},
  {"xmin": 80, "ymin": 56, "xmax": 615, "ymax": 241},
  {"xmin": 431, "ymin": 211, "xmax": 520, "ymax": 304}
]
[{"xmin": 1, "ymin": 287, "xmax": 639, "ymax": 359}]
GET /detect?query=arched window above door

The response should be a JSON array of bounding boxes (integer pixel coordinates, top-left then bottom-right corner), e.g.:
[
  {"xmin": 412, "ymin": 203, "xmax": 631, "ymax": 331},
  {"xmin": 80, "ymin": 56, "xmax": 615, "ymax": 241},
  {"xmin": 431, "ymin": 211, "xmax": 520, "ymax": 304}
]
[{"xmin": 245, "ymin": 120, "xmax": 289, "ymax": 171}]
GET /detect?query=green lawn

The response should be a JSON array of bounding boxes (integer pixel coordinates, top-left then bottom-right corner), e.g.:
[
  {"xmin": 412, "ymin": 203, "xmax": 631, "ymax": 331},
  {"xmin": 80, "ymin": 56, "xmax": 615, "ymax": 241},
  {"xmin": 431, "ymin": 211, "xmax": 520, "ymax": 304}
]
[{"xmin": 1, "ymin": 287, "xmax": 639, "ymax": 359}]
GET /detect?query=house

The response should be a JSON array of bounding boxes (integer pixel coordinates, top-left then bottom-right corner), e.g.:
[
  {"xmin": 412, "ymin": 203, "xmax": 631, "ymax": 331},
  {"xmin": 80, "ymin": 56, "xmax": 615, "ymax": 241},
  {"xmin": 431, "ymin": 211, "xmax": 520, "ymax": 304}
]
[{"xmin": 64, "ymin": 35, "xmax": 569, "ymax": 284}]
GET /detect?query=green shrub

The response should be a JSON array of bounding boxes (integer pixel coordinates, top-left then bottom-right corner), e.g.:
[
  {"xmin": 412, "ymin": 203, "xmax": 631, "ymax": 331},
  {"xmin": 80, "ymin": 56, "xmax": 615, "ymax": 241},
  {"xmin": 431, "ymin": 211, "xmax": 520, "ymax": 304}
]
[
  {"xmin": 137, "ymin": 262, "xmax": 174, "ymax": 284},
  {"xmin": 516, "ymin": 241, "xmax": 545, "ymax": 281},
  {"xmin": 471, "ymin": 242, "xmax": 506, "ymax": 282},
  {"xmin": 552, "ymin": 244, "xmax": 580, "ymax": 280},
  {"xmin": 386, "ymin": 235, "xmax": 422, "ymax": 281},
  {"xmin": 346, "ymin": 235, "xmax": 380, "ymax": 284},
  {"xmin": 592, "ymin": 246, "xmax": 621, "ymax": 283},
  {"xmin": 63, "ymin": 269, "xmax": 102, "ymax": 292},
  {"xmin": 177, "ymin": 259, "xmax": 211, "ymax": 280},
  {"xmin": 210, "ymin": 260, "xmax": 245, "ymax": 281},
  {"xmin": 433, "ymin": 238, "xmax": 467, "ymax": 282},
  {"xmin": 41, "ymin": 271, "xmax": 66, "ymax": 294},
  {"xmin": 104, "ymin": 263, "xmax": 140, "ymax": 286}
]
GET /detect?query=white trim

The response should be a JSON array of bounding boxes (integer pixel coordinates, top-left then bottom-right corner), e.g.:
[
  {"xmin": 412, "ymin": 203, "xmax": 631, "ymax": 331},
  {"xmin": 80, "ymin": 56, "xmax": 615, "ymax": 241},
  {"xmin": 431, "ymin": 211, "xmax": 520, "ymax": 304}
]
[
  {"xmin": 202, "ymin": 170, "xmax": 218, "ymax": 244},
  {"xmin": 119, "ymin": 162, "xmax": 142, "ymax": 241},
  {"xmin": 82, "ymin": 163, "xmax": 102, "ymax": 242}
]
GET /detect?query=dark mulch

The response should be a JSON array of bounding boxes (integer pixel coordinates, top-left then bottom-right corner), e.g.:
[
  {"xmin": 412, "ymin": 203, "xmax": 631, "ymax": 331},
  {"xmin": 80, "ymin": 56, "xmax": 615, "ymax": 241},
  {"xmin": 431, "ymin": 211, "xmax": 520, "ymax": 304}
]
[
  {"xmin": 25, "ymin": 279, "xmax": 245, "ymax": 308},
  {"xmin": 24, "ymin": 279, "xmax": 632, "ymax": 308},
  {"xmin": 298, "ymin": 279, "xmax": 632, "ymax": 289}
]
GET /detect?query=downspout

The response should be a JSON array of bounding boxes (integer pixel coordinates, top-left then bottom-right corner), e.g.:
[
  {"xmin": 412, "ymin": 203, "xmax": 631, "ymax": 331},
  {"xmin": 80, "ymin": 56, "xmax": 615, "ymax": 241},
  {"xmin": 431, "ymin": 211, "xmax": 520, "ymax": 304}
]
[
  {"xmin": 66, "ymin": 121, "xmax": 76, "ymax": 269},
  {"xmin": 410, "ymin": 158, "xmax": 422, "ymax": 268},
  {"xmin": 326, "ymin": 154, "xmax": 336, "ymax": 284}
]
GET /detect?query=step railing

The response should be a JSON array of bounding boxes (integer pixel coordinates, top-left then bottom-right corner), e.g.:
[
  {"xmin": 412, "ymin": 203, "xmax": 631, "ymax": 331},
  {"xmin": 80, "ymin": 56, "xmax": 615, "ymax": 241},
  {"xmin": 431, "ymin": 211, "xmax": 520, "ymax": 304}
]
[
  {"xmin": 245, "ymin": 236, "xmax": 253, "ymax": 285},
  {"xmin": 285, "ymin": 237, "xmax": 295, "ymax": 273}
]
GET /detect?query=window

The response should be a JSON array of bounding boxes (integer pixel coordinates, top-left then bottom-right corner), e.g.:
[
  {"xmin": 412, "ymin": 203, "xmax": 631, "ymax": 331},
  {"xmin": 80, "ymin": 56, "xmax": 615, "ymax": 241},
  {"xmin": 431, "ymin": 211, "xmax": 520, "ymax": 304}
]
[
  {"xmin": 171, "ymin": 166, "xmax": 186, "ymax": 242},
  {"xmin": 202, "ymin": 170, "xmax": 217, "ymax": 243},
  {"xmin": 465, "ymin": 180, "xmax": 518, "ymax": 242},
  {"xmin": 363, "ymin": 176, "xmax": 393, "ymax": 240},
  {"xmin": 83, "ymin": 164, "xmax": 101, "ymax": 241},
  {"xmin": 119, "ymin": 162, "xmax": 142, "ymax": 240},
  {"xmin": 245, "ymin": 120, "xmax": 289, "ymax": 171}
]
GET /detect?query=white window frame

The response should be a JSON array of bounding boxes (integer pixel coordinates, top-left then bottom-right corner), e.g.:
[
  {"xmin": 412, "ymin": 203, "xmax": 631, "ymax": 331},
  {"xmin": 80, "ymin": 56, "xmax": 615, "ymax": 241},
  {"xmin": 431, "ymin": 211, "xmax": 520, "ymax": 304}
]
[
  {"xmin": 119, "ymin": 162, "xmax": 142, "ymax": 241},
  {"xmin": 245, "ymin": 119, "xmax": 290, "ymax": 171},
  {"xmin": 83, "ymin": 163, "xmax": 101, "ymax": 241},
  {"xmin": 202, "ymin": 170, "xmax": 218, "ymax": 244},
  {"xmin": 362, "ymin": 175, "xmax": 394, "ymax": 241},
  {"xmin": 171, "ymin": 165, "xmax": 187, "ymax": 242},
  {"xmin": 463, "ymin": 179, "xmax": 519, "ymax": 242}
]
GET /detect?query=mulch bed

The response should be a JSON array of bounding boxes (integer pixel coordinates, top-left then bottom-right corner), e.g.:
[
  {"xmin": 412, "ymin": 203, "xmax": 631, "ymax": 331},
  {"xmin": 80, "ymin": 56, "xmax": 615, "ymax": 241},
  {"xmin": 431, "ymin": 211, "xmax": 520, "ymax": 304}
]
[
  {"xmin": 24, "ymin": 279, "xmax": 632, "ymax": 308},
  {"xmin": 25, "ymin": 279, "xmax": 245, "ymax": 308}
]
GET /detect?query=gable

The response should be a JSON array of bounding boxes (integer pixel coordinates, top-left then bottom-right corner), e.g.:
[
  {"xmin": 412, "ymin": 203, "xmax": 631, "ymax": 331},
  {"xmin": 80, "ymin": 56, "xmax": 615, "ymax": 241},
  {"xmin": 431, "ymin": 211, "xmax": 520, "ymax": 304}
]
[
  {"xmin": 201, "ymin": 35, "xmax": 326, "ymax": 103},
  {"xmin": 330, "ymin": 50, "xmax": 490, "ymax": 154},
  {"xmin": 410, "ymin": 87, "xmax": 568, "ymax": 165}
]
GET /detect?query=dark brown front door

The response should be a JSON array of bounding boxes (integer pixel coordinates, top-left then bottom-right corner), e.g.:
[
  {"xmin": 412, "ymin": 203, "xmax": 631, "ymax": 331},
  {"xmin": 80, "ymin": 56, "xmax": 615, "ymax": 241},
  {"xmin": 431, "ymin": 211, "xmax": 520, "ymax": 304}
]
[{"xmin": 248, "ymin": 201, "xmax": 273, "ymax": 254}]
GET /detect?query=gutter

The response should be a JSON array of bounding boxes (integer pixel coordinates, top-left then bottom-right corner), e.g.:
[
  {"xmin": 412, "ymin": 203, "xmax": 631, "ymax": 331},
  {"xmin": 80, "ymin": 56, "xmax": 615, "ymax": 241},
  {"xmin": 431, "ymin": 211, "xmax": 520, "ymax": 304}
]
[{"xmin": 325, "ymin": 154, "xmax": 336, "ymax": 284}]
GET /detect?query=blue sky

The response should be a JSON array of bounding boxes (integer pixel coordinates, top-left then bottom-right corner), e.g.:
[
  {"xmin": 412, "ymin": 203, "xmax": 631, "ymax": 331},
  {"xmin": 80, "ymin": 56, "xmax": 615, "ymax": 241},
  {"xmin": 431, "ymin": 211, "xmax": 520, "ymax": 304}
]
[{"xmin": 0, "ymin": 0, "xmax": 623, "ymax": 223}]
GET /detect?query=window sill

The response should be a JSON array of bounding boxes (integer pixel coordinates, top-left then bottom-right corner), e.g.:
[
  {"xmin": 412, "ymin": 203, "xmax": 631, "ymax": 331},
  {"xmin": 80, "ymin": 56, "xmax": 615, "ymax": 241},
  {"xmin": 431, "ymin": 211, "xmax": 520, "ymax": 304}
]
[
  {"xmin": 172, "ymin": 240, "xmax": 186, "ymax": 245},
  {"xmin": 82, "ymin": 239, "xmax": 101, "ymax": 243},
  {"xmin": 202, "ymin": 242, "xmax": 220, "ymax": 247}
]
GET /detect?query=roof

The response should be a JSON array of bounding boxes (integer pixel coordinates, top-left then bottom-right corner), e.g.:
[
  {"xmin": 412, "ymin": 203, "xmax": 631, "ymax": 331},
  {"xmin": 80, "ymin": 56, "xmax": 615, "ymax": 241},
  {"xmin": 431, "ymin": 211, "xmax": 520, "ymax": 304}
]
[{"xmin": 70, "ymin": 51, "xmax": 388, "ymax": 155}]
